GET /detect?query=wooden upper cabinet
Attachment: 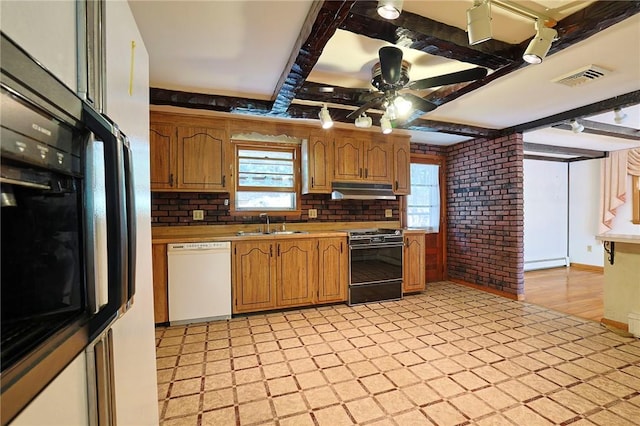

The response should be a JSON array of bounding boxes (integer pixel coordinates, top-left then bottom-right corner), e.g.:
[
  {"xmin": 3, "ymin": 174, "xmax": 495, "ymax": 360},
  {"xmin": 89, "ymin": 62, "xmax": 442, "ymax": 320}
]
[
  {"xmin": 301, "ymin": 131, "xmax": 333, "ymax": 194},
  {"xmin": 149, "ymin": 112, "xmax": 229, "ymax": 192},
  {"xmin": 177, "ymin": 126, "xmax": 227, "ymax": 190},
  {"xmin": 366, "ymin": 136, "xmax": 393, "ymax": 182},
  {"xmin": 317, "ymin": 238, "xmax": 348, "ymax": 303},
  {"xmin": 403, "ymin": 232, "xmax": 426, "ymax": 293},
  {"xmin": 393, "ymin": 136, "xmax": 411, "ymax": 195},
  {"xmin": 333, "ymin": 135, "xmax": 365, "ymax": 181},
  {"xmin": 275, "ymin": 240, "xmax": 316, "ymax": 307},
  {"xmin": 150, "ymin": 123, "xmax": 177, "ymax": 190},
  {"xmin": 333, "ymin": 131, "xmax": 392, "ymax": 184}
]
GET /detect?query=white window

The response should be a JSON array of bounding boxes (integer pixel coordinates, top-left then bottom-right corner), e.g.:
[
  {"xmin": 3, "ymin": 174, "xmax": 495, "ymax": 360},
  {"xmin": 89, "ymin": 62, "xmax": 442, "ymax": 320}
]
[
  {"xmin": 407, "ymin": 162, "xmax": 441, "ymax": 231},
  {"xmin": 234, "ymin": 144, "xmax": 299, "ymax": 212}
]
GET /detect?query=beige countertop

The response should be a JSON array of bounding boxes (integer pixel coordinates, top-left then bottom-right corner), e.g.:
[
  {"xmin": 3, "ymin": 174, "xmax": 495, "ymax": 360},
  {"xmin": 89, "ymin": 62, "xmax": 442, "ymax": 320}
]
[
  {"xmin": 152, "ymin": 221, "xmax": 401, "ymax": 244},
  {"xmin": 596, "ymin": 233, "xmax": 640, "ymax": 245}
]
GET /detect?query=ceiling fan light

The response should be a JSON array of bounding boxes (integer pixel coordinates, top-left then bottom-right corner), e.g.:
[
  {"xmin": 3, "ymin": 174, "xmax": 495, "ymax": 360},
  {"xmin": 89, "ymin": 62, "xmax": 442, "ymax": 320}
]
[
  {"xmin": 355, "ymin": 114, "xmax": 372, "ymax": 128},
  {"xmin": 570, "ymin": 119, "xmax": 584, "ymax": 133},
  {"xmin": 466, "ymin": 0, "xmax": 492, "ymax": 45},
  {"xmin": 380, "ymin": 114, "xmax": 393, "ymax": 134},
  {"xmin": 393, "ymin": 96, "xmax": 412, "ymax": 117},
  {"xmin": 377, "ymin": 0, "xmax": 402, "ymax": 20},
  {"xmin": 385, "ymin": 103, "xmax": 397, "ymax": 121},
  {"xmin": 318, "ymin": 104, "xmax": 333, "ymax": 129},
  {"xmin": 523, "ymin": 22, "xmax": 557, "ymax": 64},
  {"xmin": 614, "ymin": 107, "xmax": 627, "ymax": 124}
]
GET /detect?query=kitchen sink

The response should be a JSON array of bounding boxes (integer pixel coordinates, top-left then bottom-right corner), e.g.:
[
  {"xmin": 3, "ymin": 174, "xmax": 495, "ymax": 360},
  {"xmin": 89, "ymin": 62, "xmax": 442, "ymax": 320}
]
[{"xmin": 236, "ymin": 230, "xmax": 308, "ymax": 236}]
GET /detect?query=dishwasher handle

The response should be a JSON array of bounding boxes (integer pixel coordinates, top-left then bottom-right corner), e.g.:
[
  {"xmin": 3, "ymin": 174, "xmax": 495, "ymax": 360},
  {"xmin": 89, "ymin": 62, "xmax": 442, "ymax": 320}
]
[{"xmin": 168, "ymin": 242, "xmax": 230, "ymax": 252}]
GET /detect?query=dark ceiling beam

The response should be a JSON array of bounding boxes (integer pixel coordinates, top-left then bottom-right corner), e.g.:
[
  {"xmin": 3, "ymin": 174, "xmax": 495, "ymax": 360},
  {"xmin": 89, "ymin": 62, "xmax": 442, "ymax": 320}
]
[
  {"xmin": 343, "ymin": 1, "xmax": 519, "ymax": 69},
  {"xmin": 523, "ymin": 142, "xmax": 607, "ymax": 158},
  {"xmin": 270, "ymin": 1, "xmax": 357, "ymax": 115},
  {"xmin": 499, "ymin": 91, "xmax": 640, "ymax": 136},
  {"xmin": 150, "ymin": 88, "xmax": 273, "ymax": 114},
  {"xmin": 524, "ymin": 154, "xmax": 573, "ymax": 163},
  {"xmin": 553, "ymin": 119, "xmax": 640, "ymax": 141}
]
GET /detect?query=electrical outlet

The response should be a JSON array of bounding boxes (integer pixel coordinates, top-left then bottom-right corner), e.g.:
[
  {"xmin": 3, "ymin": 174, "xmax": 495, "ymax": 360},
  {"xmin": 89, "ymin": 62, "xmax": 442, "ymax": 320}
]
[
  {"xmin": 308, "ymin": 209, "xmax": 318, "ymax": 219},
  {"xmin": 385, "ymin": 209, "xmax": 393, "ymax": 218},
  {"xmin": 193, "ymin": 210, "xmax": 204, "ymax": 221},
  {"xmin": 224, "ymin": 199, "xmax": 229, "ymax": 206},
  {"xmin": 587, "ymin": 245, "xmax": 592, "ymax": 252}
]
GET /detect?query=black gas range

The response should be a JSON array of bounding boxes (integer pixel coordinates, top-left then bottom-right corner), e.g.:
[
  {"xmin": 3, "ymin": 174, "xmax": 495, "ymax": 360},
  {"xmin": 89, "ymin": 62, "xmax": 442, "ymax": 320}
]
[{"xmin": 346, "ymin": 229, "xmax": 404, "ymax": 305}]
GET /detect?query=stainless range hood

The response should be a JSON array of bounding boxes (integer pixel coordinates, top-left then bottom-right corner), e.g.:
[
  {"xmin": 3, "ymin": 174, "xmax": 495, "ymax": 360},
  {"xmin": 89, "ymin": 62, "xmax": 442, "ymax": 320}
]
[{"xmin": 331, "ymin": 182, "xmax": 396, "ymax": 200}]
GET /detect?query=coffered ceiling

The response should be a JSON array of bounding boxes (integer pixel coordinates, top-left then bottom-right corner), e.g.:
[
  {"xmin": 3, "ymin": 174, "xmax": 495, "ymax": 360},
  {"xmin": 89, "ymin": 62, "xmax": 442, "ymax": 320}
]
[{"xmin": 129, "ymin": 0, "xmax": 640, "ymax": 158}]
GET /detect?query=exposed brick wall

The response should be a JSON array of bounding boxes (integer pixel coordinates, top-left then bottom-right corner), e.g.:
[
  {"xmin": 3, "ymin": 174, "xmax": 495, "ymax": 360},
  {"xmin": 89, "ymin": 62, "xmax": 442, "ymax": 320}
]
[
  {"xmin": 151, "ymin": 192, "xmax": 399, "ymax": 226},
  {"xmin": 410, "ymin": 142, "xmax": 447, "ymax": 157},
  {"xmin": 445, "ymin": 134, "xmax": 524, "ymax": 297}
]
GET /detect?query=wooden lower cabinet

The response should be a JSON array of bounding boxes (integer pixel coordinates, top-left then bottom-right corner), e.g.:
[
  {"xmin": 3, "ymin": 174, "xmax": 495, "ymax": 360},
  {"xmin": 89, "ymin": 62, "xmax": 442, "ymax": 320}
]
[
  {"xmin": 403, "ymin": 232, "xmax": 426, "ymax": 293},
  {"xmin": 276, "ymin": 240, "xmax": 316, "ymax": 307},
  {"xmin": 231, "ymin": 237, "xmax": 348, "ymax": 314},
  {"xmin": 152, "ymin": 243, "xmax": 169, "ymax": 323},
  {"xmin": 317, "ymin": 238, "xmax": 348, "ymax": 302},
  {"xmin": 232, "ymin": 241, "xmax": 277, "ymax": 313}
]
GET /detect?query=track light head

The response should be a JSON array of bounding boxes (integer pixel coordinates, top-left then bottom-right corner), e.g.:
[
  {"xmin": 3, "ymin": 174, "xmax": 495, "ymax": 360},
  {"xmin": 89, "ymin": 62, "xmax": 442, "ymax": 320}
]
[
  {"xmin": 570, "ymin": 119, "xmax": 584, "ymax": 133},
  {"xmin": 614, "ymin": 107, "xmax": 627, "ymax": 124},
  {"xmin": 380, "ymin": 114, "xmax": 392, "ymax": 134},
  {"xmin": 467, "ymin": 0, "xmax": 492, "ymax": 45},
  {"xmin": 377, "ymin": 0, "xmax": 403, "ymax": 20},
  {"xmin": 355, "ymin": 113, "xmax": 372, "ymax": 128},
  {"xmin": 318, "ymin": 104, "xmax": 333, "ymax": 129},
  {"xmin": 523, "ymin": 21, "xmax": 557, "ymax": 64}
]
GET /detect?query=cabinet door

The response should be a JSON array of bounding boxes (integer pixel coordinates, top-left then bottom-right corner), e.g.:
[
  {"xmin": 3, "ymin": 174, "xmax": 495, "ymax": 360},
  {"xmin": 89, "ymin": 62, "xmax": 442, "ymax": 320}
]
[
  {"xmin": 365, "ymin": 137, "xmax": 392, "ymax": 183},
  {"xmin": 393, "ymin": 137, "xmax": 410, "ymax": 195},
  {"xmin": 317, "ymin": 238, "xmax": 348, "ymax": 303},
  {"xmin": 403, "ymin": 233, "xmax": 426, "ymax": 293},
  {"xmin": 334, "ymin": 136, "xmax": 364, "ymax": 181},
  {"xmin": 233, "ymin": 242, "xmax": 276, "ymax": 313},
  {"xmin": 302, "ymin": 132, "xmax": 333, "ymax": 193},
  {"xmin": 152, "ymin": 244, "xmax": 168, "ymax": 323},
  {"xmin": 177, "ymin": 126, "xmax": 227, "ymax": 190},
  {"xmin": 276, "ymin": 240, "xmax": 316, "ymax": 307},
  {"xmin": 150, "ymin": 123, "xmax": 176, "ymax": 190}
]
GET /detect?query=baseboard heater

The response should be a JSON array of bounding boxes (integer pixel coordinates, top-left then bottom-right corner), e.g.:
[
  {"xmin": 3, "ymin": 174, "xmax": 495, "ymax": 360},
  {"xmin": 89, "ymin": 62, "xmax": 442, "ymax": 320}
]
[{"xmin": 524, "ymin": 256, "xmax": 570, "ymax": 271}]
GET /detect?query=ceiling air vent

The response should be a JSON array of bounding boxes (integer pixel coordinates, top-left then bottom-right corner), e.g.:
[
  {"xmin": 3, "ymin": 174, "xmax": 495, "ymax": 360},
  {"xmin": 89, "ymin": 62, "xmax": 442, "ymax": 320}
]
[{"xmin": 552, "ymin": 65, "xmax": 611, "ymax": 87}]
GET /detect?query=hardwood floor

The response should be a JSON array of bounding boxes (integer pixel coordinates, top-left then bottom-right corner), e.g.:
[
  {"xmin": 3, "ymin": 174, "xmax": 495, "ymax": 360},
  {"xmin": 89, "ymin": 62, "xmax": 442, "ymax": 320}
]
[{"xmin": 524, "ymin": 266, "xmax": 604, "ymax": 322}]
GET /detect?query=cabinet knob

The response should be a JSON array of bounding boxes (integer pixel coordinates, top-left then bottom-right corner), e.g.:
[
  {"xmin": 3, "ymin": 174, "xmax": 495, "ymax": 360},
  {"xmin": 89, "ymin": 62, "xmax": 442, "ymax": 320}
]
[
  {"xmin": 222, "ymin": 175, "xmax": 226, "ymax": 187},
  {"xmin": 311, "ymin": 177, "xmax": 315, "ymax": 188},
  {"xmin": 169, "ymin": 173, "xmax": 174, "ymax": 186}
]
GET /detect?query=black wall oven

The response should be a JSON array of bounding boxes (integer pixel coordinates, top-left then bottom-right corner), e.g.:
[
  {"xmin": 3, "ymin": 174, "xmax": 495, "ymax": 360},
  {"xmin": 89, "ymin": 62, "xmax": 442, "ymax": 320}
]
[
  {"xmin": 0, "ymin": 33, "xmax": 135, "ymax": 424},
  {"xmin": 348, "ymin": 229, "xmax": 404, "ymax": 305}
]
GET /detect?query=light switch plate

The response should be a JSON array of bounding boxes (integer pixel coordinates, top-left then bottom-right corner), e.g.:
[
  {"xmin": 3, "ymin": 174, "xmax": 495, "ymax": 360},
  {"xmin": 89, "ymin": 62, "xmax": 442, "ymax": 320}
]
[
  {"xmin": 308, "ymin": 209, "xmax": 318, "ymax": 219},
  {"xmin": 385, "ymin": 209, "xmax": 393, "ymax": 218},
  {"xmin": 193, "ymin": 210, "xmax": 204, "ymax": 220}
]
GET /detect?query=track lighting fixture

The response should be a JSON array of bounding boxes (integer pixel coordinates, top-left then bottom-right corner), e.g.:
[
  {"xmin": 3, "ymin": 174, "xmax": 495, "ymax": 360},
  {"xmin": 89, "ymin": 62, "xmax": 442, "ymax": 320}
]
[
  {"xmin": 355, "ymin": 113, "xmax": 372, "ymax": 128},
  {"xmin": 523, "ymin": 20, "xmax": 557, "ymax": 64},
  {"xmin": 380, "ymin": 114, "xmax": 392, "ymax": 134},
  {"xmin": 614, "ymin": 107, "xmax": 627, "ymax": 124},
  {"xmin": 466, "ymin": 0, "xmax": 492, "ymax": 46},
  {"xmin": 318, "ymin": 104, "xmax": 333, "ymax": 129},
  {"xmin": 570, "ymin": 119, "xmax": 584, "ymax": 133},
  {"xmin": 377, "ymin": 0, "xmax": 403, "ymax": 20}
]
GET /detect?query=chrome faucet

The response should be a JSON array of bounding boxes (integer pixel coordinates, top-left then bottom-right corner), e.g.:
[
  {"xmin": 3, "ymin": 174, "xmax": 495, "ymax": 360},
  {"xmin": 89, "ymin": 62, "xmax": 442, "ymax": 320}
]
[{"xmin": 259, "ymin": 212, "xmax": 270, "ymax": 234}]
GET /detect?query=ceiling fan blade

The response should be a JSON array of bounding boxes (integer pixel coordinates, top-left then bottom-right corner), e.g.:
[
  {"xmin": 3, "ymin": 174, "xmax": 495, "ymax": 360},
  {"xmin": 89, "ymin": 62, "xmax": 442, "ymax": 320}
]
[
  {"xmin": 379, "ymin": 46, "xmax": 403, "ymax": 85},
  {"xmin": 402, "ymin": 93, "xmax": 437, "ymax": 113},
  {"xmin": 346, "ymin": 95, "xmax": 384, "ymax": 120},
  {"xmin": 407, "ymin": 67, "xmax": 488, "ymax": 90}
]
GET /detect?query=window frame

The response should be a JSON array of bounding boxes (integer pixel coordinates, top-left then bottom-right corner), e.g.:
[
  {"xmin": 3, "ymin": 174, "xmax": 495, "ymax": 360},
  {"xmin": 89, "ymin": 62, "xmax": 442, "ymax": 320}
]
[
  {"xmin": 633, "ymin": 175, "xmax": 640, "ymax": 225},
  {"xmin": 401, "ymin": 154, "xmax": 446, "ymax": 231},
  {"xmin": 230, "ymin": 140, "xmax": 302, "ymax": 217}
]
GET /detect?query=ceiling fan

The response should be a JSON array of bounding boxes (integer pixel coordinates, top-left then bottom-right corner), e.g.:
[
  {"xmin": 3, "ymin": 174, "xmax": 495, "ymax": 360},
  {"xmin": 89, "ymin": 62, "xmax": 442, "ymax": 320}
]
[{"xmin": 343, "ymin": 46, "xmax": 488, "ymax": 121}]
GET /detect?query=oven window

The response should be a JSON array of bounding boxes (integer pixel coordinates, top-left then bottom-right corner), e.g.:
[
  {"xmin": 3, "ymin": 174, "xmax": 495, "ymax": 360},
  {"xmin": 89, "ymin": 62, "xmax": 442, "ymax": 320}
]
[
  {"xmin": 350, "ymin": 246, "xmax": 403, "ymax": 285},
  {"xmin": 1, "ymin": 174, "xmax": 85, "ymax": 370}
]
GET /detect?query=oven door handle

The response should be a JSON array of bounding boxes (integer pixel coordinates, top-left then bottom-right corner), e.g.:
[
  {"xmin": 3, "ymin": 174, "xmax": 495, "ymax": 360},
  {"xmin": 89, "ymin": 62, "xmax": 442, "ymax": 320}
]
[{"xmin": 349, "ymin": 242, "xmax": 405, "ymax": 250}]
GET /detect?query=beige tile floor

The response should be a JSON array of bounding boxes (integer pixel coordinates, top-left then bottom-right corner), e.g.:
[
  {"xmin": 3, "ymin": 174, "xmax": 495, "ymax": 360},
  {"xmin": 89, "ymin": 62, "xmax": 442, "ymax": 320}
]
[{"xmin": 156, "ymin": 282, "xmax": 640, "ymax": 425}]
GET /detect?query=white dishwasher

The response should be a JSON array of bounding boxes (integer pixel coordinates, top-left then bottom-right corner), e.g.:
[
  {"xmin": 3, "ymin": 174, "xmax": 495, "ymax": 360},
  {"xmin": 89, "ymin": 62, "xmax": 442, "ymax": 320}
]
[{"xmin": 167, "ymin": 241, "xmax": 231, "ymax": 325}]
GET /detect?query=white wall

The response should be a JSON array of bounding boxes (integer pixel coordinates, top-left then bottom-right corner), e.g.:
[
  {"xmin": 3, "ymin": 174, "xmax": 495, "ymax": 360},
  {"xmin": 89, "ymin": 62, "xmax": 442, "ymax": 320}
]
[
  {"xmin": 0, "ymin": 1, "xmax": 77, "ymax": 91},
  {"xmin": 568, "ymin": 159, "xmax": 605, "ymax": 266},
  {"xmin": 524, "ymin": 159, "xmax": 569, "ymax": 270}
]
